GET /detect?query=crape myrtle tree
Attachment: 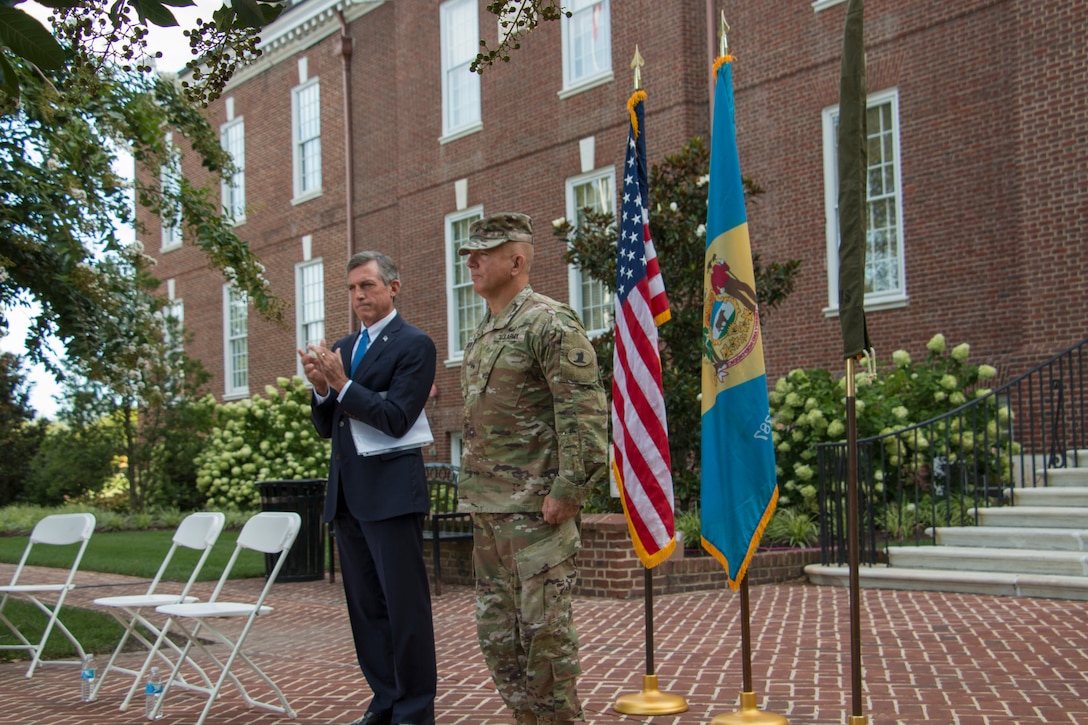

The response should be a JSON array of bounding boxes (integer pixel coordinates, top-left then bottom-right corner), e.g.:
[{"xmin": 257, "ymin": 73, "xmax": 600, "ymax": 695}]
[
  {"xmin": 1, "ymin": 55, "xmax": 281, "ymax": 382},
  {"xmin": 0, "ymin": 0, "xmax": 283, "ymax": 105},
  {"xmin": 553, "ymin": 137, "xmax": 800, "ymax": 513}
]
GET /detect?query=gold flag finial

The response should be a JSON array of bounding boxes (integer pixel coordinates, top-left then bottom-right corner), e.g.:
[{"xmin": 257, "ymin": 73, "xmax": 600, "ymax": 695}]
[
  {"xmin": 630, "ymin": 45, "xmax": 645, "ymax": 90},
  {"xmin": 719, "ymin": 11, "xmax": 730, "ymax": 58}
]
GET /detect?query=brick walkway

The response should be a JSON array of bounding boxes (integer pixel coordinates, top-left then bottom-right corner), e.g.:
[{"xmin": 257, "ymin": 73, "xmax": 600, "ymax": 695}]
[{"xmin": 2, "ymin": 566, "xmax": 1087, "ymax": 724}]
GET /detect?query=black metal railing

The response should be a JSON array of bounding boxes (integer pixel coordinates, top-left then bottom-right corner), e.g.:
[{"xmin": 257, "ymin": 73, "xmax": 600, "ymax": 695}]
[{"xmin": 816, "ymin": 336, "xmax": 1087, "ymax": 566}]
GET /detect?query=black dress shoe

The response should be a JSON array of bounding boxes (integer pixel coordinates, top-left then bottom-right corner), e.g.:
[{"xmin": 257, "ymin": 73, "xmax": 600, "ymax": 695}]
[{"xmin": 343, "ymin": 712, "xmax": 392, "ymax": 725}]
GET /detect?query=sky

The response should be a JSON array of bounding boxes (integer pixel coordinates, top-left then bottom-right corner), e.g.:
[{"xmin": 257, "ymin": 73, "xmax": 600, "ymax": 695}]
[{"xmin": 1, "ymin": 0, "xmax": 226, "ymax": 419}]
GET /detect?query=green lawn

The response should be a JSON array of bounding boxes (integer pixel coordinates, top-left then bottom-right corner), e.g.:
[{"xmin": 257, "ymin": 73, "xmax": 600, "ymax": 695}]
[
  {"xmin": 0, "ymin": 529, "xmax": 267, "ymax": 662},
  {"xmin": 0, "ymin": 529, "xmax": 265, "ymax": 581}
]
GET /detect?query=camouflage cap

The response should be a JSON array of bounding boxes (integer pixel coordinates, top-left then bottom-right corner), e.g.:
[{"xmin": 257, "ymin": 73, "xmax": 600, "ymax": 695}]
[{"xmin": 458, "ymin": 213, "xmax": 534, "ymax": 254}]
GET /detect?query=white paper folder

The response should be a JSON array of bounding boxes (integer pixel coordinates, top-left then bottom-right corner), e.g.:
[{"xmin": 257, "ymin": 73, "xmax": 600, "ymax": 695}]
[{"xmin": 349, "ymin": 394, "xmax": 433, "ymax": 456}]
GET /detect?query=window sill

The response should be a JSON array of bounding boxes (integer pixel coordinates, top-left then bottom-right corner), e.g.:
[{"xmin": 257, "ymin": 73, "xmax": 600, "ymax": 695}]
[
  {"xmin": 823, "ymin": 294, "xmax": 909, "ymax": 318},
  {"xmin": 812, "ymin": 0, "xmax": 846, "ymax": 11},
  {"xmin": 292, "ymin": 189, "xmax": 323, "ymax": 206},
  {"xmin": 443, "ymin": 356, "xmax": 464, "ymax": 369},
  {"xmin": 223, "ymin": 389, "xmax": 250, "ymax": 401},
  {"xmin": 161, "ymin": 241, "xmax": 182, "ymax": 253},
  {"xmin": 440, "ymin": 122, "xmax": 483, "ymax": 145},
  {"xmin": 558, "ymin": 71, "xmax": 614, "ymax": 100}
]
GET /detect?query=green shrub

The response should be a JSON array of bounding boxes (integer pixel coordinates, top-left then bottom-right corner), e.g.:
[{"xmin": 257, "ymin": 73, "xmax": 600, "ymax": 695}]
[
  {"xmin": 674, "ymin": 508, "xmax": 701, "ymax": 551},
  {"xmin": 763, "ymin": 508, "xmax": 818, "ymax": 548},
  {"xmin": 768, "ymin": 334, "xmax": 1010, "ymax": 518},
  {"xmin": 195, "ymin": 376, "xmax": 331, "ymax": 510}
]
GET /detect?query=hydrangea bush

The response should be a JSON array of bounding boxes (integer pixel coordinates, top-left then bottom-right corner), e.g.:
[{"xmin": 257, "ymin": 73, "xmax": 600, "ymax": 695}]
[
  {"xmin": 768, "ymin": 334, "xmax": 1011, "ymax": 521},
  {"xmin": 195, "ymin": 377, "xmax": 329, "ymax": 509}
]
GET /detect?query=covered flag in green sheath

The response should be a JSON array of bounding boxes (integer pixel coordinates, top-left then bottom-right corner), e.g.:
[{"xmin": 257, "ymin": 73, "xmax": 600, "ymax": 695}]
[{"xmin": 837, "ymin": 0, "xmax": 872, "ymax": 360}]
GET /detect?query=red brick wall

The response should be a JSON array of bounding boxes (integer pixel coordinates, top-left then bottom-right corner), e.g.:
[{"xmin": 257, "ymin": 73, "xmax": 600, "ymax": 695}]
[
  {"xmin": 420, "ymin": 514, "xmax": 820, "ymax": 599},
  {"xmin": 140, "ymin": 0, "xmax": 1086, "ymax": 466}
]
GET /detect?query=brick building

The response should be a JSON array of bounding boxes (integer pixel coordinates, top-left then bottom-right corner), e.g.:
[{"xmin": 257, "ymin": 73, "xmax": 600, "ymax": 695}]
[{"xmin": 145, "ymin": 0, "xmax": 1087, "ymax": 465}]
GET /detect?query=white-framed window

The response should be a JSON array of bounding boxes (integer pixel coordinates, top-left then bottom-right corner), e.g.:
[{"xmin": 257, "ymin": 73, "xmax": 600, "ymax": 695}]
[
  {"xmin": 296, "ymin": 259, "xmax": 325, "ymax": 378},
  {"xmin": 440, "ymin": 0, "xmax": 482, "ymax": 139},
  {"xmin": 450, "ymin": 432, "xmax": 463, "ymax": 468},
  {"xmin": 445, "ymin": 206, "xmax": 486, "ymax": 361},
  {"xmin": 220, "ymin": 117, "xmax": 246, "ymax": 223},
  {"xmin": 223, "ymin": 284, "xmax": 249, "ymax": 398},
  {"xmin": 162, "ymin": 298, "xmax": 185, "ymax": 356},
  {"xmin": 161, "ymin": 132, "xmax": 183, "ymax": 250},
  {"xmin": 561, "ymin": 0, "xmax": 611, "ymax": 93},
  {"xmin": 566, "ymin": 167, "xmax": 615, "ymax": 336},
  {"xmin": 292, "ymin": 79, "xmax": 322, "ymax": 200},
  {"xmin": 822, "ymin": 87, "xmax": 907, "ymax": 312}
]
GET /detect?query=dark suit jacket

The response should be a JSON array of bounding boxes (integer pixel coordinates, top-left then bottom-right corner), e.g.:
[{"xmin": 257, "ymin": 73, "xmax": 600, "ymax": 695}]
[{"xmin": 311, "ymin": 314, "xmax": 437, "ymax": 523}]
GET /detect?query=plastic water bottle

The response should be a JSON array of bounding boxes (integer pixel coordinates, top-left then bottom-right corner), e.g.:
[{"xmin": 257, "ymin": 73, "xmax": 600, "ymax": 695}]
[
  {"xmin": 80, "ymin": 654, "xmax": 95, "ymax": 702},
  {"xmin": 144, "ymin": 666, "xmax": 164, "ymax": 720}
]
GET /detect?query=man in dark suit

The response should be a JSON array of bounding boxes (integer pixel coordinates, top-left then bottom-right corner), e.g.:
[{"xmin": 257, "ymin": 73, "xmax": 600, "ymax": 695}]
[{"xmin": 299, "ymin": 251, "xmax": 437, "ymax": 725}]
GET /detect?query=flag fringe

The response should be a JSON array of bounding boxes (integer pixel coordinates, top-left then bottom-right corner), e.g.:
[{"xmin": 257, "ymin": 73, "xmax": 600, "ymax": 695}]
[
  {"xmin": 626, "ymin": 90, "xmax": 648, "ymax": 141},
  {"xmin": 653, "ymin": 309, "xmax": 672, "ymax": 326},
  {"xmin": 700, "ymin": 485, "xmax": 779, "ymax": 591},
  {"xmin": 614, "ymin": 459, "xmax": 677, "ymax": 568},
  {"xmin": 712, "ymin": 54, "xmax": 735, "ymax": 77}
]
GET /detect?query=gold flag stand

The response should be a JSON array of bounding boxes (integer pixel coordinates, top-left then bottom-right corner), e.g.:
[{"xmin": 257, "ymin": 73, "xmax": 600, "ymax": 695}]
[
  {"xmin": 709, "ymin": 578, "xmax": 787, "ymax": 725},
  {"xmin": 613, "ymin": 568, "xmax": 688, "ymax": 716}
]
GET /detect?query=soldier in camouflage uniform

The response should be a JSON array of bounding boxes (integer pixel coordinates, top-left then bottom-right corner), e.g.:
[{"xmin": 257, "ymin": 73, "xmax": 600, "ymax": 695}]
[{"xmin": 458, "ymin": 213, "xmax": 608, "ymax": 725}]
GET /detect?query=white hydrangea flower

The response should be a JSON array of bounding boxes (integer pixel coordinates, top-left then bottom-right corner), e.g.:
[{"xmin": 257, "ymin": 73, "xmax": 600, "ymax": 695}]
[
  {"xmin": 951, "ymin": 343, "xmax": 970, "ymax": 362},
  {"xmin": 927, "ymin": 333, "xmax": 946, "ymax": 353}
]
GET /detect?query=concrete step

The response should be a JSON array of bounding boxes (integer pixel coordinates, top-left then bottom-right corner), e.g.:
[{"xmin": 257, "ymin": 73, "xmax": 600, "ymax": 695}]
[
  {"xmin": 974, "ymin": 506, "xmax": 1088, "ymax": 529},
  {"xmin": 1037, "ymin": 468, "xmax": 1088, "ymax": 487},
  {"xmin": 804, "ymin": 563, "xmax": 1088, "ymax": 601},
  {"xmin": 929, "ymin": 525, "xmax": 1088, "ymax": 551},
  {"xmin": 888, "ymin": 545, "xmax": 1088, "ymax": 577},
  {"xmin": 1009, "ymin": 486, "xmax": 1088, "ymax": 507}
]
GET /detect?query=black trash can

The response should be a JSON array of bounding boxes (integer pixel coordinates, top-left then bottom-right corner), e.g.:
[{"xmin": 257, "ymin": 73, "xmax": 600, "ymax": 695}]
[{"xmin": 256, "ymin": 479, "xmax": 327, "ymax": 582}]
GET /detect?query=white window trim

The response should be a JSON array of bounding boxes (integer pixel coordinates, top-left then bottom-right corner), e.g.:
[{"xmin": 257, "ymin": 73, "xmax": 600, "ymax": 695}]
[
  {"xmin": 220, "ymin": 116, "xmax": 246, "ymax": 225},
  {"xmin": 812, "ymin": 0, "xmax": 847, "ymax": 12},
  {"xmin": 444, "ymin": 204, "xmax": 484, "ymax": 365},
  {"xmin": 565, "ymin": 166, "xmax": 616, "ymax": 338},
  {"xmin": 295, "ymin": 258, "xmax": 325, "ymax": 380},
  {"xmin": 161, "ymin": 132, "xmax": 183, "ymax": 251},
  {"xmin": 821, "ymin": 87, "xmax": 908, "ymax": 316},
  {"xmin": 291, "ymin": 78, "xmax": 322, "ymax": 203},
  {"xmin": 440, "ymin": 0, "xmax": 482, "ymax": 140},
  {"xmin": 559, "ymin": 0, "xmax": 613, "ymax": 96},
  {"xmin": 223, "ymin": 284, "xmax": 249, "ymax": 399}
]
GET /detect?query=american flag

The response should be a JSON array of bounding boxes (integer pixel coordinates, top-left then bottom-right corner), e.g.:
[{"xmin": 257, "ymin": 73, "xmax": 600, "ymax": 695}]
[{"xmin": 612, "ymin": 90, "xmax": 675, "ymax": 567}]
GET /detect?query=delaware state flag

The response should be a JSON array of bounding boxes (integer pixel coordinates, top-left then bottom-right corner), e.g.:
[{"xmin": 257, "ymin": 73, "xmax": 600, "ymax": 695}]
[{"xmin": 700, "ymin": 56, "xmax": 778, "ymax": 589}]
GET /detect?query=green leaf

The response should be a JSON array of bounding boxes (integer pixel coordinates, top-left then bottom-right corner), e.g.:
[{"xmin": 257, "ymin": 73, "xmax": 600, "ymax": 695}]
[
  {"xmin": 0, "ymin": 7, "xmax": 66, "ymax": 70},
  {"xmin": 157, "ymin": 0, "xmax": 197, "ymax": 7},
  {"xmin": 0, "ymin": 51, "xmax": 19, "ymax": 99},
  {"xmin": 130, "ymin": 0, "xmax": 179, "ymax": 27},
  {"xmin": 260, "ymin": 1, "xmax": 284, "ymax": 24},
  {"xmin": 232, "ymin": 0, "xmax": 266, "ymax": 29}
]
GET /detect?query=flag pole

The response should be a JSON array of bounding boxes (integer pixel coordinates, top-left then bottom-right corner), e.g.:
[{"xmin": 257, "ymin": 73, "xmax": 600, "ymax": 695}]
[
  {"xmin": 844, "ymin": 358, "xmax": 867, "ymax": 725},
  {"xmin": 612, "ymin": 45, "xmax": 687, "ymax": 718},
  {"xmin": 706, "ymin": 14, "xmax": 787, "ymax": 725},
  {"xmin": 835, "ymin": 0, "xmax": 872, "ymax": 721}
]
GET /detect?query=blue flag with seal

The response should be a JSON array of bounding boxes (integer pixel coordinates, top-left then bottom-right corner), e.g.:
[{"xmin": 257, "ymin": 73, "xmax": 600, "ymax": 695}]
[{"xmin": 700, "ymin": 55, "xmax": 778, "ymax": 589}]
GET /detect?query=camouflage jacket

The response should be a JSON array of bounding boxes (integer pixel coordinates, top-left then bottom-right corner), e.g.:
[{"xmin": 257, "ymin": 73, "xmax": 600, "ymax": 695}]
[{"xmin": 459, "ymin": 285, "xmax": 608, "ymax": 512}]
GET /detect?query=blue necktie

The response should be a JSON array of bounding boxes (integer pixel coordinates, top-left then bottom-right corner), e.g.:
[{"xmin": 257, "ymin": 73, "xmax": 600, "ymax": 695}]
[{"xmin": 349, "ymin": 329, "xmax": 369, "ymax": 376}]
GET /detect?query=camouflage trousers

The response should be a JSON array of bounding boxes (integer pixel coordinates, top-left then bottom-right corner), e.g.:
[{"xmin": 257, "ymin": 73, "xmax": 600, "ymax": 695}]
[{"xmin": 473, "ymin": 512, "xmax": 583, "ymax": 724}]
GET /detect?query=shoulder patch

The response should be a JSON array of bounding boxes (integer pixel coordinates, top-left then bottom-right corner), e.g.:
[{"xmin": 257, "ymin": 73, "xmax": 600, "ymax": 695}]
[{"xmin": 567, "ymin": 348, "xmax": 592, "ymax": 367}]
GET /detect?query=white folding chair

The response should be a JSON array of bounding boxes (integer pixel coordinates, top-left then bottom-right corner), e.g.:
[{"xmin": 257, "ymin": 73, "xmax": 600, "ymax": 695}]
[
  {"xmin": 91, "ymin": 511, "xmax": 226, "ymax": 708},
  {"xmin": 0, "ymin": 512, "xmax": 96, "ymax": 678},
  {"xmin": 148, "ymin": 511, "xmax": 301, "ymax": 725}
]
